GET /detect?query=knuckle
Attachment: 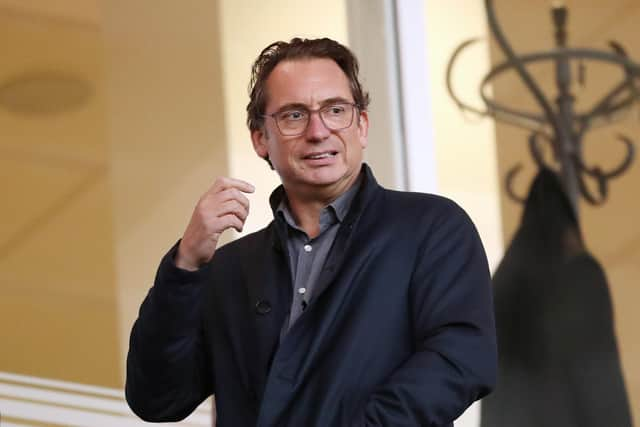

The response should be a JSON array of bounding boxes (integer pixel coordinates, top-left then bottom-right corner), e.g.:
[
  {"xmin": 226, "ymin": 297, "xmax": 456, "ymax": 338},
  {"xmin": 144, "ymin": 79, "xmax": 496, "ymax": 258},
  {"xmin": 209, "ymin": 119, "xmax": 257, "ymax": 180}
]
[
  {"xmin": 212, "ymin": 177, "xmax": 229, "ymax": 193},
  {"xmin": 221, "ymin": 214, "xmax": 234, "ymax": 226},
  {"xmin": 222, "ymin": 188, "xmax": 234, "ymax": 199}
]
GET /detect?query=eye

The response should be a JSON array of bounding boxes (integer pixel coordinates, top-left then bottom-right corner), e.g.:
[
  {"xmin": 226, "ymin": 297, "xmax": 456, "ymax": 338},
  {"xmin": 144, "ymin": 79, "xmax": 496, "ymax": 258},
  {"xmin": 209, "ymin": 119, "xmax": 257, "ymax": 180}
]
[
  {"xmin": 278, "ymin": 109, "xmax": 307, "ymax": 121},
  {"xmin": 325, "ymin": 104, "xmax": 347, "ymax": 115}
]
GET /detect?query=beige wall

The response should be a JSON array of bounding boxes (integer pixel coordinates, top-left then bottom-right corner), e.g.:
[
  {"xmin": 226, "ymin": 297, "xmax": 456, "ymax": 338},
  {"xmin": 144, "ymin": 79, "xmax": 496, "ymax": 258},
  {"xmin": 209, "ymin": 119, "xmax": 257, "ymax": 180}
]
[
  {"xmin": 0, "ymin": 4, "xmax": 120, "ymax": 387},
  {"xmin": 424, "ymin": 0, "xmax": 503, "ymax": 272},
  {"xmin": 103, "ymin": 0, "xmax": 229, "ymax": 382}
]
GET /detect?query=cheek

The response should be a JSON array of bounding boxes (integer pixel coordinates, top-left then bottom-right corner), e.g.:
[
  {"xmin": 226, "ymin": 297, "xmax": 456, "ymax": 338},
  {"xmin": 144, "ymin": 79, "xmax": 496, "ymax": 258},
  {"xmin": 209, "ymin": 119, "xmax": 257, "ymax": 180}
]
[
  {"xmin": 270, "ymin": 141, "xmax": 298, "ymax": 168},
  {"xmin": 281, "ymin": 140, "xmax": 301, "ymax": 158},
  {"xmin": 346, "ymin": 131, "xmax": 366, "ymax": 152}
]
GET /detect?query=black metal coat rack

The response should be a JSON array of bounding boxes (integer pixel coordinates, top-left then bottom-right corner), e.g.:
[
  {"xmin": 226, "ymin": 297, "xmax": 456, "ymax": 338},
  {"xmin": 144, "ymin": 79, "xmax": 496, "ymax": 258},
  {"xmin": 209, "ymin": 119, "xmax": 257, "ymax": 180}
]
[{"xmin": 446, "ymin": 0, "xmax": 637, "ymax": 216}]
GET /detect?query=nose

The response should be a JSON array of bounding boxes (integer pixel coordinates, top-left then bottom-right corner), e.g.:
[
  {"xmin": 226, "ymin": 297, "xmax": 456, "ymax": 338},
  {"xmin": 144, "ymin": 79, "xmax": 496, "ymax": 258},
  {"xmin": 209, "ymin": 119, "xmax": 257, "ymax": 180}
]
[{"xmin": 304, "ymin": 111, "xmax": 331, "ymax": 142}]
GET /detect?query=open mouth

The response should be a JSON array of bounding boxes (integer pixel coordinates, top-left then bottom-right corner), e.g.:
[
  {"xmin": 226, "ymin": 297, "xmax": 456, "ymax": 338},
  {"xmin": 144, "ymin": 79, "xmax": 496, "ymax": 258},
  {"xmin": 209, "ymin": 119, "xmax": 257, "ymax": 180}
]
[{"xmin": 304, "ymin": 151, "xmax": 338, "ymax": 160}]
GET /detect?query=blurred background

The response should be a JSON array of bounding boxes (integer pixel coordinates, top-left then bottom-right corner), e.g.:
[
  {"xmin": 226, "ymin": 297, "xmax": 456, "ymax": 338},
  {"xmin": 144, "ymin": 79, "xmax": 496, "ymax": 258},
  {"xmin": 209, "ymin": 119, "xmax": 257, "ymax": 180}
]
[{"xmin": 0, "ymin": 0, "xmax": 637, "ymax": 426}]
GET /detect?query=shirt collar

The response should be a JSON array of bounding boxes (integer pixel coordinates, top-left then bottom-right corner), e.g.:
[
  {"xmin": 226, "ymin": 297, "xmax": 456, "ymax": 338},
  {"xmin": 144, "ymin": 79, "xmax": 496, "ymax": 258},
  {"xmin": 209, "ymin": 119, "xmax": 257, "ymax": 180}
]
[{"xmin": 275, "ymin": 170, "xmax": 363, "ymax": 228}]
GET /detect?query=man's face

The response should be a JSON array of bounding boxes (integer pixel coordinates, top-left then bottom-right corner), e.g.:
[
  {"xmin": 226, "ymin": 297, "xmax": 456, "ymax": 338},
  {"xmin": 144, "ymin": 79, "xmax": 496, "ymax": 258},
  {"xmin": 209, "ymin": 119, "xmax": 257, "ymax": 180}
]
[{"xmin": 251, "ymin": 58, "xmax": 369, "ymax": 195}]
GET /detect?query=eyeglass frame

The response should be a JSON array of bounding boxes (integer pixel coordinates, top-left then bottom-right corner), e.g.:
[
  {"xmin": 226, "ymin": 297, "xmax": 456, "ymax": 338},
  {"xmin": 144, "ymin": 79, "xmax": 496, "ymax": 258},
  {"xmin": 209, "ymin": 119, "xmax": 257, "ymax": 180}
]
[{"xmin": 261, "ymin": 101, "xmax": 361, "ymax": 137}]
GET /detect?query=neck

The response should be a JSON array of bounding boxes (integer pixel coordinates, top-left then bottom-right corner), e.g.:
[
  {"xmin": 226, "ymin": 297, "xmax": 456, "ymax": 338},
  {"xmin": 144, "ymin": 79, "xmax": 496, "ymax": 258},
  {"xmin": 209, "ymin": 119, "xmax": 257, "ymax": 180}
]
[
  {"xmin": 283, "ymin": 169, "xmax": 360, "ymax": 238},
  {"xmin": 286, "ymin": 197, "xmax": 325, "ymax": 239}
]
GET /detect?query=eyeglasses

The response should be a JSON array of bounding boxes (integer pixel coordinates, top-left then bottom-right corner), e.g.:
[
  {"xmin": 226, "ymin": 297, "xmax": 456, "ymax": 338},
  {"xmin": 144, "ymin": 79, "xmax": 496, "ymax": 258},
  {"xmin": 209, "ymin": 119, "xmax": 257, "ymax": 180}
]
[{"xmin": 263, "ymin": 102, "xmax": 358, "ymax": 136}]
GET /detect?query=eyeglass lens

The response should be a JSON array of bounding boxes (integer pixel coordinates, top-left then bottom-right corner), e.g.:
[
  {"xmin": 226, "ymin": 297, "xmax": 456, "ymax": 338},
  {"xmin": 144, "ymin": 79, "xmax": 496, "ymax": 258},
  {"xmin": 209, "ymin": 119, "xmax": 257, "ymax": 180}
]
[{"xmin": 275, "ymin": 104, "xmax": 354, "ymax": 136}]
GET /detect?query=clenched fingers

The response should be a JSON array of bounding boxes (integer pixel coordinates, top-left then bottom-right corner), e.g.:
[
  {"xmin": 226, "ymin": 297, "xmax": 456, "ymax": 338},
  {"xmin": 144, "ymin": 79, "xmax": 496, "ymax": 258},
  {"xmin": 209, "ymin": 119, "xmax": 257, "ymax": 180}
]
[
  {"xmin": 215, "ymin": 213, "xmax": 245, "ymax": 233},
  {"xmin": 214, "ymin": 188, "xmax": 251, "ymax": 213},
  {"xmin": 177, "ymin": 177, "xmax": 255, "ymax": 270},
  {"xmin": 217, "ymin": 198, "xmax": 249, "ymax": 222},
  {"xmin": 209, "ymin": 177, "xmax": 255, "ymax": 196}
]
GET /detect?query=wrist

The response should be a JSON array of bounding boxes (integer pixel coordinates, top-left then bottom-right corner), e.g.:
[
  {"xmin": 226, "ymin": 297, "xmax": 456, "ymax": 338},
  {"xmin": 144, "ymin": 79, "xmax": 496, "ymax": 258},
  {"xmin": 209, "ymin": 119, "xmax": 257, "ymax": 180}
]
[{"xmin": 175, "ymin": 242, "xmax": 201, "ymax": 271}]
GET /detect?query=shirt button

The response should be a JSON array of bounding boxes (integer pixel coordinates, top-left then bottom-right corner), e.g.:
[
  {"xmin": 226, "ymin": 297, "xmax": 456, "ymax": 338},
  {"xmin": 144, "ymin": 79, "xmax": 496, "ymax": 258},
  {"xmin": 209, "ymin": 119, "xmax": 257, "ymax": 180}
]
[
  {"xmin": 303, "ymin": 244, "xmax": 312, "ymax": 253},
  {"xmin": 298, "ymin": 287, "xmax": 306, "ymax": 295}
]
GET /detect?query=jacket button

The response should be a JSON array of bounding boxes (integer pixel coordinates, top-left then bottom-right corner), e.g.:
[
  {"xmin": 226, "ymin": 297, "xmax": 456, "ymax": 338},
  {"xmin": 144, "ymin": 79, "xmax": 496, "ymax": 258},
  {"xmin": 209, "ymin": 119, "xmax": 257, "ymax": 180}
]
[{"xmin": 255, "ymin": 300, "xmax": 271, "ymax": 315}]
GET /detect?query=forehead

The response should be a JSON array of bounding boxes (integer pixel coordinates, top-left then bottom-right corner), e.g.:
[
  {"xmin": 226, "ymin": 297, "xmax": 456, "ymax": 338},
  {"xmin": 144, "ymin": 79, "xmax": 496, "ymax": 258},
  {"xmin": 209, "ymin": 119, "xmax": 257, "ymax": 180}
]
[{"xmin": 264, "ymin": 58, "xmax": 353, "ymax": 109}]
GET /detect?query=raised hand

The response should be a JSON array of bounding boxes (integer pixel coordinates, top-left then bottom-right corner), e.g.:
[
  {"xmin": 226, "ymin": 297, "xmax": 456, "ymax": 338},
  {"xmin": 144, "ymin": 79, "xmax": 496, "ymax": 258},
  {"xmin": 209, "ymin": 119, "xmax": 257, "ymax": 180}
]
[{"xmin": 175, "ymin": 177, "xmax": 255, "ymax": 271}]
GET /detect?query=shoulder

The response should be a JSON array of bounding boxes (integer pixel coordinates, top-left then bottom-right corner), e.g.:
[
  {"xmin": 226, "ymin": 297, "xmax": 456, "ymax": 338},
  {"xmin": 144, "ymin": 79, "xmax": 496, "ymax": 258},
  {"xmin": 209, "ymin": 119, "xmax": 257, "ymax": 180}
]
[
  {"xmin": 361, "ymin": 165, "xmax": 467, "ymax": 224},
  {"xmin": 368, "ymin": 188, "xmax": 485, "ymax": 263},
  {"xmin": 377, "ymin": 187, "xmax": 472, "ymax": 227}
]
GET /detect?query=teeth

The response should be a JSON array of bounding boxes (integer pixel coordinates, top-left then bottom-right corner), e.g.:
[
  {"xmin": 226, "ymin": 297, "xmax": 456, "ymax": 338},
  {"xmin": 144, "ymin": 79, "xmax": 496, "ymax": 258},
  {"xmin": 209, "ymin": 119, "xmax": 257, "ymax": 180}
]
[{"xmin": 308, "ymin": 152, "xmax": 335, "ymax": 159}]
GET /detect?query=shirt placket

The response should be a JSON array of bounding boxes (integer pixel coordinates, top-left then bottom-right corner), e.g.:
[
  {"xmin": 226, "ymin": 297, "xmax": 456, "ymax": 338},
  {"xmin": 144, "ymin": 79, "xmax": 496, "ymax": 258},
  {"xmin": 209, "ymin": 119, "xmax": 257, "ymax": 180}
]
[{"xmin": 288, "ymin": 238, "xmax": 315, "ymax": 328}]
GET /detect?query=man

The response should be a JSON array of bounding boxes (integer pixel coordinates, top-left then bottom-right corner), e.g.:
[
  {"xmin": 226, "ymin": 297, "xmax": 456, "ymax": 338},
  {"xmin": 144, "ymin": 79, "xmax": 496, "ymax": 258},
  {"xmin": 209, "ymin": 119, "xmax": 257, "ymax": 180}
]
[{"xmin": 126, "ymin": 37, "xmax": 496, "ymax": 427}]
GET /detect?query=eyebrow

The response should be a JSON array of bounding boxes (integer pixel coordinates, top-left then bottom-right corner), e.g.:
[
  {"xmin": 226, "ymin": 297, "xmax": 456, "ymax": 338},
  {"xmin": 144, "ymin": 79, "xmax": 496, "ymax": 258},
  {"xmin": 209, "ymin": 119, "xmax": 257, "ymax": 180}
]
[{"xmin": 273, "ymin": 97, "xmax": 354, "ymax": 113}]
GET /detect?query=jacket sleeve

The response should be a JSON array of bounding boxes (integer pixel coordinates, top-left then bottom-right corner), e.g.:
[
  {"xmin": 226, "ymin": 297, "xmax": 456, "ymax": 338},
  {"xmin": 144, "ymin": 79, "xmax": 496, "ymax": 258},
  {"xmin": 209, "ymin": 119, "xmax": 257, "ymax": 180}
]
[
  {"xmin": 125, "ymin": 242, "xmax": 214, "ymax": 422},
  {"xmin": 357, "ymin": 201, "xmax": 497, "ymax": 426}
]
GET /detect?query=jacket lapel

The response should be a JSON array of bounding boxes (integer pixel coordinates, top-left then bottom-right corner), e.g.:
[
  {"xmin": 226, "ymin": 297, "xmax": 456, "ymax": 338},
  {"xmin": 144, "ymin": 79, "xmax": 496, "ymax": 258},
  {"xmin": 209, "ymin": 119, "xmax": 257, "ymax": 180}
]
[{"xmin": 309, "ymin": 164, "xmax": 379, "ymax": 304}]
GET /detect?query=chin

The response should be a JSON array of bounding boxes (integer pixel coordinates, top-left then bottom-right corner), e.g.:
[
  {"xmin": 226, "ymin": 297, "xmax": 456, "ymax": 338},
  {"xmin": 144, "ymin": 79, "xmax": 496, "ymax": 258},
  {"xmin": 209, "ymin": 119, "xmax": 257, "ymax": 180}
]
[
  {"xmin": 277, "ymin": 159, "xmax": 358, "ymax": 189},
  {"xmin": 304, "ymin": 166, "xmax": 352, "ymax": 187}
]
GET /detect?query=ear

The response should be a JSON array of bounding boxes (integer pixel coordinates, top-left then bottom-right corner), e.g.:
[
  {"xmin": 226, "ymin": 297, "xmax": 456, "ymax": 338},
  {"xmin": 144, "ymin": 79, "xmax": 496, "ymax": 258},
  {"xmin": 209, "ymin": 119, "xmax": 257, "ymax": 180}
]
[
  {"xmin": 357, "ymin": 110, "xmax": 369, "ymax": 149},
  {"xmin": 251, "ymin": 128, "xmax": 269, "ymax": 160}
]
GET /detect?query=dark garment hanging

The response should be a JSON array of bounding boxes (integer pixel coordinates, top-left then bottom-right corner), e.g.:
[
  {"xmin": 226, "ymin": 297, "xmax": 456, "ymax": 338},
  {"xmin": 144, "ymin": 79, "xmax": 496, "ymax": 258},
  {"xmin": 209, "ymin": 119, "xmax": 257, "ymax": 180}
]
[{"xmin": 481, "ymin": 168, "xmax": 632, "ymax": 427}]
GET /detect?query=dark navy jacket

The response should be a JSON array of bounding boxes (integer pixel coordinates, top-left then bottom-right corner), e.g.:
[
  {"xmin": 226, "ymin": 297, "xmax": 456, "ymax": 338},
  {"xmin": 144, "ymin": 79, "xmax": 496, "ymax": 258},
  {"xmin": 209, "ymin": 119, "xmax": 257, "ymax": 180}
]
[{"xmin": 126, "ymin": 165, "xmax": 497, "ymax": 426}]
